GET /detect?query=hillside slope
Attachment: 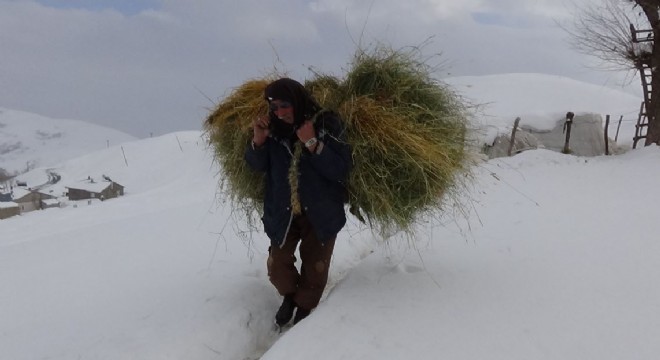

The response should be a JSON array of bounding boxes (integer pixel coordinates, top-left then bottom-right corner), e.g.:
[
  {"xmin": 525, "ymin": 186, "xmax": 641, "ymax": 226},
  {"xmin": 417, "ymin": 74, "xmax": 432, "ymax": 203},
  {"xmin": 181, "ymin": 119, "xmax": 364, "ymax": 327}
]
[{"xmin": 0, "ymin": 107, "xmax": 136, "ymax": 175}]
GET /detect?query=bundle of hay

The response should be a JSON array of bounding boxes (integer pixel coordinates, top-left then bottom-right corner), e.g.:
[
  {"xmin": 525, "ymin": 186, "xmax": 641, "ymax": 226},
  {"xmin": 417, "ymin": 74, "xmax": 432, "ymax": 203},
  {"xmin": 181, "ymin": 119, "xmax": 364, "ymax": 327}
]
[
  {"xmin": 205, "ymin": 46, "xmax": 470, "ymax": 235},
  {"xmin": 204, "ymin": 78, "xmax": 273, "ymax": 218}
]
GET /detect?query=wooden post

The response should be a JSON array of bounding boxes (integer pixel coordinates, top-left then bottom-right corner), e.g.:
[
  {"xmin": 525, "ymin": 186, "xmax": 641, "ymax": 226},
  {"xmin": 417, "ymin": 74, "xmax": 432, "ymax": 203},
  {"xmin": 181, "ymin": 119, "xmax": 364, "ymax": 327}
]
[
  {"xmin": 615, "ymin": 115, "xmax": 623, "ymax": 142},
  {"xmin": 604, "ymin": 114, "xmax": 610, "ymax": 155},
  {"xmin": 176, "ymin": 135, "xmax": 184, "ymax": 152},
  {"xmin": 121, "ymin": 146, "xmax": 129, "ymax": 167},
  {"xmin": 507, "ymin": 117, "xmax": 521, "ymax": 156},
  {"xmin": 563, "ymin": 112, "xmax": 574, "ymax": 154}
]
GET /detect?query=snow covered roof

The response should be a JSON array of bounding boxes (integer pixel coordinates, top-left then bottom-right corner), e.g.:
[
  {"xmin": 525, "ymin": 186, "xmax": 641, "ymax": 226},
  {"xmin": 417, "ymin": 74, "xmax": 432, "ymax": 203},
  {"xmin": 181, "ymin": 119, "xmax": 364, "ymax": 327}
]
[
  {"xmin": 41, "ymin": 199, "xmax": 60, "ymax": 206},
  {"xmin": 0, "ymin": 201, "xmax": 18, "ymax": 209},
  {"xmin": 66, "ymin": 177, "xmax": 118, "ymax": 193},
  {"xmin": 11, "ymin": 188, "xmax": 32, "ymax": 200}
]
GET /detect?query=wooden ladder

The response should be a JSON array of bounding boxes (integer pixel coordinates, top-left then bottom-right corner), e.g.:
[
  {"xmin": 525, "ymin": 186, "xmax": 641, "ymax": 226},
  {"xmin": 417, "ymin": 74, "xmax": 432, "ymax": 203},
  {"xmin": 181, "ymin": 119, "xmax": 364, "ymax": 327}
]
[
  {"xmin": 634, "ymin": 100, "xmax": 649, "ymax": 148},
  {"xmin": 631, "ymin": 24, "xmax": 654, "ymax": 148}
]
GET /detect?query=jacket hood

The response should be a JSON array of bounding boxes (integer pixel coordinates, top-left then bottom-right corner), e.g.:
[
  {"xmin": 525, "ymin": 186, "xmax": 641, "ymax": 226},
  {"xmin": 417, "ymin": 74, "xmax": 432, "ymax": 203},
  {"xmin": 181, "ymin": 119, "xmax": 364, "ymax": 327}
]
[{"xmin": 264, "ymin": 78, "xmax": 322, "ymax": 138}]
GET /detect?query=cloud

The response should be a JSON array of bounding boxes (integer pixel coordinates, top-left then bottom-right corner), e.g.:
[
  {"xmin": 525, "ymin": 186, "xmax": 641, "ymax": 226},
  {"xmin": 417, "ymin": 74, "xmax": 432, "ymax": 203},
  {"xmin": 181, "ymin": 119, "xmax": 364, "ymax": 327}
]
[
  {"xmin": 30, "ymin": 0, "xmax": 161, "ymax": 15},
  {"xmin": 0, "ymin": 0, "xmax": 637, "ymax": 137}
]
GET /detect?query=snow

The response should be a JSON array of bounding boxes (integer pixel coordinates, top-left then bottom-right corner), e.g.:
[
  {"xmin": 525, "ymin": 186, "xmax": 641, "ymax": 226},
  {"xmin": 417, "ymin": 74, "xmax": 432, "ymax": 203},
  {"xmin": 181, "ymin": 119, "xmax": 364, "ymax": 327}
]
[
  {"xmin": 0, "ymin": 201, "xmax": 18, "ymax": 209},
  {"xmin": 1, "ymin": 73, "xmax": 659, "ymax": 360},
  {"xmin": 8, "ymin": 187, "xmax": 32, "ymax": 200},
  {"xmin": 445, "ymin": 73, "xmax": 642, "ymax": 145},
  {"xmin": 41, "ymin": 198, "xmax": 60, "ymax": 207},
  {"xmin": 66, "ymin": 177, "xmax": 117, "ymax": 193},
  {"xmin": 0, "ymin": 107, "xmax": 136, "ymax": 175}
]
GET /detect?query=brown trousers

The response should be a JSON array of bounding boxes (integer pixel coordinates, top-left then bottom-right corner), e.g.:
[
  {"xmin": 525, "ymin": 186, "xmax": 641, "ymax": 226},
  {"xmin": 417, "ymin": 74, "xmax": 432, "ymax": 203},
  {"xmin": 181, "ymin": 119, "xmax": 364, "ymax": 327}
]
[{"xmin": 267, "ymin": 215, "xmax": 336, "ymax": 310}]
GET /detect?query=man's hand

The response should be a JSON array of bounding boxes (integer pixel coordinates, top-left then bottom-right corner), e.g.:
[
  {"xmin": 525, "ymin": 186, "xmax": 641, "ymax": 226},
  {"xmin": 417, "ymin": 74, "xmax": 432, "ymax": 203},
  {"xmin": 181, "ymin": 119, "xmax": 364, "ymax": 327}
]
[
  {"xmin": 296, "ymin": 120, "xmax": 318, "ymax": 152},
  {"xmin": 252, "ymin": 115, "xmax": 270, "ymax": 147},
  {"xmin": 296, "ymin": 120, "xmax": 316, "ymax": 142}
]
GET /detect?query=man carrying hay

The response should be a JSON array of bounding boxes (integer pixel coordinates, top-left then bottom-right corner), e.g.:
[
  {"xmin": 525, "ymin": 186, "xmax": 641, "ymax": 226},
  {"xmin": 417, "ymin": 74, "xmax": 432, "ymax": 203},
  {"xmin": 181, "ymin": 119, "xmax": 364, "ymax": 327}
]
[{"xmin": 244, "ymin": 78, "xmax": 351, "ymax": 326}]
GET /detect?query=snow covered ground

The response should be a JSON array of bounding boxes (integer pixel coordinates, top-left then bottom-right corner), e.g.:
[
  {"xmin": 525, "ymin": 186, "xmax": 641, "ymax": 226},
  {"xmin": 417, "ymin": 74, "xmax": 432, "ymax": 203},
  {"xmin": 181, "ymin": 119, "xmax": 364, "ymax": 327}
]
[
  {"xmin": 1, "ymin": 73, "xmax": 658, "ymax": 359},
  {"xmin": 446, "ymin": 73, "xmax": 642, "ymax": 146},
  {"xmin": 0, "ymin": 107, "xmax": 136, "ymax": 175}
]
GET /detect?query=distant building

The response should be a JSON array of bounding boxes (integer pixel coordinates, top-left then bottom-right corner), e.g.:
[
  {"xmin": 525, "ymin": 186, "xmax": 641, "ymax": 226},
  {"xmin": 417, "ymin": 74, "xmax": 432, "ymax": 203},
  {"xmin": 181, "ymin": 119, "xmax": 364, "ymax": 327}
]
[
  {"xmin": 12, "ymin": 189, "xmax": 57, "ymax": 213},
  {"xmin": 0, "ymin": 192, "xmax": 12, "ymax": 202},
  {"xmin": 66, "ymin": 177, "xmax": 124, "ymax": 201},
  {"xmin": 40, "ymin": 198, "xmax": 61, "ymax": 210},
  {"xmin": 0, "ymin": 201, "xmax": 20, "ymax": 220}
]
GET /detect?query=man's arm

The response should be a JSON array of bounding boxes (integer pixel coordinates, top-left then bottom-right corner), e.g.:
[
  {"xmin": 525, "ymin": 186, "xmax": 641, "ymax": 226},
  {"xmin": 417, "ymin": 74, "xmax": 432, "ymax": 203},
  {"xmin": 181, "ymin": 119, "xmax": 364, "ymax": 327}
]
[{"xmin": 306, "ymin": 114, "xmax": 351, "ymax": 182}]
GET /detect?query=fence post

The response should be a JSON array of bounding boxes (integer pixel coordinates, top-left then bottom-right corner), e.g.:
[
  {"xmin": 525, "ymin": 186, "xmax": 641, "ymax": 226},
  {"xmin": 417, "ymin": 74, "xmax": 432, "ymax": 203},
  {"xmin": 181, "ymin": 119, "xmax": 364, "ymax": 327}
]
[
  {"xmin": 562, "ymin": 112, "xmax": 574, "ymax": 154},
  {"xmin": 121, "ymin": 146, "xmax": 129, "ymax": 167},
  {"xmin": 176, "ymin": 135, "xmax": 184, "ymax": 152},
  {"xmin": 507, "ymin": 117, "xmax": 521, "ymax": 156},
  {"xmin": 615, "ymin": 115, "xmax": 623, "ymax": 142},
  {"xmin": 604, "ymin": 114, "xmax": 610, "ymax": 155}
]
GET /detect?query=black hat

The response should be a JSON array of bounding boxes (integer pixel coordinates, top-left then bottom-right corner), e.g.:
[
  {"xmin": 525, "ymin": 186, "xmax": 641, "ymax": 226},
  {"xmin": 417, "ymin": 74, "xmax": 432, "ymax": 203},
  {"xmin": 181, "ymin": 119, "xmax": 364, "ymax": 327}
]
[{"xmin": 264, "ymin": 78, "xmax": 321, "ymax": 128}]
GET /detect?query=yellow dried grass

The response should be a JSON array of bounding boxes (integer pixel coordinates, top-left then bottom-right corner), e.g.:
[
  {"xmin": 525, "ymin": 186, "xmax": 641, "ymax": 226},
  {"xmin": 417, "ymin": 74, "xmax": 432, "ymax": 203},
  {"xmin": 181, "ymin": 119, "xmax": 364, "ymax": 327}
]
[
  {"xmin": 205, "ymin": 46, "xmax": 471, "ymax": 235},
  {"xmin": 204, "ymin": 78, "xmax": 273, "ymax": 213}
]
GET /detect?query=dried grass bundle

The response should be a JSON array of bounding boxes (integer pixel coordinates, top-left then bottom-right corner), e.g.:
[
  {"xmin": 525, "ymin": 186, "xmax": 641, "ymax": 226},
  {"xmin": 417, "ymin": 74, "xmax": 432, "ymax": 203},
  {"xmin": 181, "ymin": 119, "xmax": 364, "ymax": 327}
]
[
  {"xmin": 337, "ymin": 47, "xmax": 468, "ymax": 232},
  {"xmin": 205, "ymin": 46, "xmax": 470, "ymax": 235},
  {"xmin": 204, "ymin": 78, "xmax": 273, "ymax": 215}
]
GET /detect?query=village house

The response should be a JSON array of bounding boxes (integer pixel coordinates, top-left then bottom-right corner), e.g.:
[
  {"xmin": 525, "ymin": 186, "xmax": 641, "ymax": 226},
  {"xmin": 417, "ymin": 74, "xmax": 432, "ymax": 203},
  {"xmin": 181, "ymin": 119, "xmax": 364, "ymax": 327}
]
[
  {"xmin": 41, "ymin": 198, "xmax": 61, "ymax": 210},
  {"xmin": 1, "ymin": 182, "xmax": 60, "ymax": 218},
  {"xmin": 11, "ymin": 188, "xmax": 58, "ymax": 213},
  {"xmin": 66, "ymin": 176, "xmax": 124, "ymax": 201},
  {"xmin": 0, "ymin": 201, "xmax": 19, "ymax": 220},
  {"xmin": 0, "ymin": 191, "xmax": 11, "ymax": 202}
]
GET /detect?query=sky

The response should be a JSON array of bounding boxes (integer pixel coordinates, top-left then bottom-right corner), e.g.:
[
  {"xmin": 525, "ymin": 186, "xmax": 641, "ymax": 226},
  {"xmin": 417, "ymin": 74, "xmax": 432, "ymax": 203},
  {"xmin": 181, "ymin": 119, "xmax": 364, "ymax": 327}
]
[
  {"xmin": 0, "ymin": 0, "xmax": 643, "ymax": 138},
  {"xmin": 1, "ymin": 73, "xmax": 658, "ymax": 359},
  {"xmin": 1, "ymin": 72, "xmax": 642, "ymax": 177}
]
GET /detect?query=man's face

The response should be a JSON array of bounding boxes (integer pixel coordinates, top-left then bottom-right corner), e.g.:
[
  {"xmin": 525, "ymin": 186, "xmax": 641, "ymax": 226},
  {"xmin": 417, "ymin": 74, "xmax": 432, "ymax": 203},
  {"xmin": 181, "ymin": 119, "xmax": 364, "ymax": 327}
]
[{"xmin": 270, "ymin": 100, "xmax": 294, "ymax": 124}]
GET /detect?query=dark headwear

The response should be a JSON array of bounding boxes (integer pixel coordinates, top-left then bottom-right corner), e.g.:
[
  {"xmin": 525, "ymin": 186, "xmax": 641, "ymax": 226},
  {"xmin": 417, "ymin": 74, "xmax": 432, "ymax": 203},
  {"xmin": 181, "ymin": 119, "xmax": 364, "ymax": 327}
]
[{"xmin": 264, "ymin": 78, "xmax": 322, "ymax": 129}]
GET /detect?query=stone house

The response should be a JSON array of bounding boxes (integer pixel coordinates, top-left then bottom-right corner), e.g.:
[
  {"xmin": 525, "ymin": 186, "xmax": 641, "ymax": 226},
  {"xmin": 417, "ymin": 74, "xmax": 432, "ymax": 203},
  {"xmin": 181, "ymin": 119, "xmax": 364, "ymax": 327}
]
[{"xmin": 66, "ymin": 177, "xmax": 124, "ymax": 201}]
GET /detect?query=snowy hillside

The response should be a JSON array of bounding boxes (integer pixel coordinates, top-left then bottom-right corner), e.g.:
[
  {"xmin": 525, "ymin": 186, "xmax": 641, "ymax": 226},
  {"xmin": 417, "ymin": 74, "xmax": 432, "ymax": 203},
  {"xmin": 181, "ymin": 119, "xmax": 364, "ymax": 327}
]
[
  {"xmin": 14, "ymin": 131, "xmax": 208, "ymax": 199},
  {"xmin": 1, "ymin": 74, "xmax": 658, "ymax": 360},
  {"xmin": 446, "ymin": 73, "xmax": 642, "ymax": 145},
  {"xmin": 0, "ymin": 107, "xmax": 136, "ymax": 175},
  {"xmin": 0, "ymin": 130, "xmax": 378, "ymax": 359}
]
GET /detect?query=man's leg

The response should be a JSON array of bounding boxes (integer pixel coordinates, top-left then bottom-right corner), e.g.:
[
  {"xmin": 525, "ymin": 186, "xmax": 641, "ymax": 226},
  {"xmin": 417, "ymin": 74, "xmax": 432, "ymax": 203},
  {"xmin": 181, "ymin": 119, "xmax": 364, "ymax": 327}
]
[
  {"xmin": 267, "ymin": 221, "xmax": 302, "ymax": 325},
  {"xmin": 267, "ymin": 223, "xmax": 301, "ymax": 296},
  {"xmin": 294, "ymin": 216, "xmax": 336, "ymax": 313}
]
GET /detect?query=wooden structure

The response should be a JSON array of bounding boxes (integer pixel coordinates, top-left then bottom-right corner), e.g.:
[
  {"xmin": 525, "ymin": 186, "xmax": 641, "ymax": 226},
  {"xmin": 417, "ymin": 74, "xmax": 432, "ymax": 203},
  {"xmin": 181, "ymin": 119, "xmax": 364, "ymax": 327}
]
[
  {"xmin": 562, "ymin": 112, "xmax": 575, "ymax": 154},
  {"xmin": 40, "ymin": 198, "xmax": 61, "ymax": 210},
  {"xmin": 630, "ymin": 24, "xmax": 654, "ymax": 148},
  {"xmin": 507, "ymin": 117, "xmax": 521, "ymax": 156},
  {"xmin": 66, "ymin": 178, "xmax": 124, "ymax": 201},
  {"xmin": 12, "ymin": 189, "xmax": 57, "ymax": 213},
  {"xmin": 0, "ymin": 202, "xmax": 19, "ymax": 220},
  {"xmin": 0, "ymin": 192, "xmax": 11, "ymax": 202}
]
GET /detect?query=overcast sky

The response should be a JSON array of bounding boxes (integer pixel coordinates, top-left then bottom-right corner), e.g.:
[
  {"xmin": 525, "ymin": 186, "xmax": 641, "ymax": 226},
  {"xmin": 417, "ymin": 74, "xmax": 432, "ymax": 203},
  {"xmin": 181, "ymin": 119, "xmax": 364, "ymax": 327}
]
[{"xmin": 0, "ymin": 0, "xmax": 640, "ymax": 137}]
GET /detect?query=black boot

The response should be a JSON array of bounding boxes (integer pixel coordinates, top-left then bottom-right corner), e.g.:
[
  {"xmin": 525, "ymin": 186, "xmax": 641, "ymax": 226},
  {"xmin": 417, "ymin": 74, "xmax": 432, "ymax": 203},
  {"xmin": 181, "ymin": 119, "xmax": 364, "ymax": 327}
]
[
  {"xmin": 293, "ymin": 307, "xmax": 311, "ymax": 324},
  {"xmin": 275, "ymin": 294, "xmax": 296, "ymax": 326}
]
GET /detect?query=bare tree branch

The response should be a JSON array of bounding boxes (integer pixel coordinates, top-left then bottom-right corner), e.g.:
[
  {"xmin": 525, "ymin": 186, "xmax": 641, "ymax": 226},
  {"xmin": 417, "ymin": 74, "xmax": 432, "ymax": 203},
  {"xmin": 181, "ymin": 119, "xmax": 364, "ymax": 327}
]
[
  {"xmin": 565, "ymin": 0, "xmax": 660, "ymax": 145},
  {"xmin": 565, "ymin": 0, "xmax": 649, "ymax": 70}
]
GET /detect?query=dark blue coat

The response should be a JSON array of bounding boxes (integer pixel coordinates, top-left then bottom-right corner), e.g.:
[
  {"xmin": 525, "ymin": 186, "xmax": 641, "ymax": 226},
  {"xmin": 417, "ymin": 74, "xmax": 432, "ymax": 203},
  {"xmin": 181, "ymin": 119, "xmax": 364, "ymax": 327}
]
[{"xmin": 244, "ymin": 111, "xmax": 351, "ymax": 247}]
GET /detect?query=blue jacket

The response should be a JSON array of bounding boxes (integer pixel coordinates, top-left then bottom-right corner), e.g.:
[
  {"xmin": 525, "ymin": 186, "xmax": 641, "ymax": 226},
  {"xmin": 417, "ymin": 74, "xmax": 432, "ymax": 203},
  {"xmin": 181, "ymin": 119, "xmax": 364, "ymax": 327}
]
[{"xmin": 245, "ymin": 111, "xmax": 351, "ymax": 247}]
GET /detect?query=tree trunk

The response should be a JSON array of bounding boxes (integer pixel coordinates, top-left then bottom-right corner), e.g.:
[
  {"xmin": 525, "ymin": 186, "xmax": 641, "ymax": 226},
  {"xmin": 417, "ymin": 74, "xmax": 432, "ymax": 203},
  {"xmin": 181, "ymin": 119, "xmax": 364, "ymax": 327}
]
[
  {"xmin": 636, "ymin": 0, "xmax": 660, "ymax": 145},
  {"xmin": 648, "ymin": 37, "xmax": 660, "ymax": 145}
]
